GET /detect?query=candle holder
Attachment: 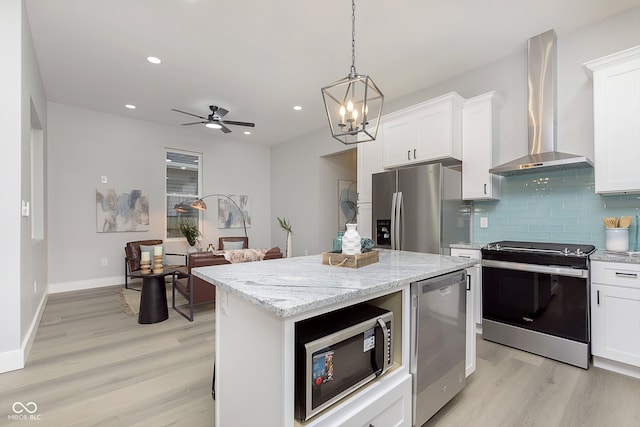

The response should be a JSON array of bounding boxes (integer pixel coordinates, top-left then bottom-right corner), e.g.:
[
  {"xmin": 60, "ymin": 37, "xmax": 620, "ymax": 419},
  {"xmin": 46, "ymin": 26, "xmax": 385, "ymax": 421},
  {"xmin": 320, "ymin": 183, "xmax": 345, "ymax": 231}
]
[
  {"xmin": 140, "ymin": 259, "xmax": 151, "ymax": 274},
  {"xmin": 152, "ymin": 255, "xmax": 163, "ymax": 274}
]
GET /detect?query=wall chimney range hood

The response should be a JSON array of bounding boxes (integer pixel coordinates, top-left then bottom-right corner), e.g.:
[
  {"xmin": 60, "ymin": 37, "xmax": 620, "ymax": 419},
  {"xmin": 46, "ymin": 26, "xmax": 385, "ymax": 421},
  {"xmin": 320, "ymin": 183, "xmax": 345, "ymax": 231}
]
[{"xmin": 489, "ymin": 30, "xmax": 593, "ymax": 176}]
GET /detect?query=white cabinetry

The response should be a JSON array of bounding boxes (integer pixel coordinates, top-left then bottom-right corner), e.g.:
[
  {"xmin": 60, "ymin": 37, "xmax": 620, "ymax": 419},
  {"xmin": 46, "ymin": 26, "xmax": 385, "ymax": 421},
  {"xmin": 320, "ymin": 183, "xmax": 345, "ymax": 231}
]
[
  {"xmin": 584, "ymin": 46, "xmax": 640, "ymax": 194},
  {"xmin": 450, "ymin": 248, "xmax": 481, "ymax": 377},
  {"xmin": 382, "ymin": 92, "xmax": 464, "ymax": 169},
  {"xmin": 590, "ymin": 260, "xmax": 640, "ymax": 379},
  {"xmin": 462, "ymin": 92, "xmax": 501, "ymax": 200},
  {"xmin": 357, "ymin": 120, "xmax": 382, "ymax": 239}
]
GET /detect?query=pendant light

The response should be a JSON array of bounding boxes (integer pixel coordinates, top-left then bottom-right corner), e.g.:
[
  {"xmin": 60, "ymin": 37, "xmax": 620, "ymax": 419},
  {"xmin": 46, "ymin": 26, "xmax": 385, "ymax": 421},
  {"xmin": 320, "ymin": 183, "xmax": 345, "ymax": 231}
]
[{"xmin": 321, "ymin": 0, "xmax": 383, "ymax": 145}]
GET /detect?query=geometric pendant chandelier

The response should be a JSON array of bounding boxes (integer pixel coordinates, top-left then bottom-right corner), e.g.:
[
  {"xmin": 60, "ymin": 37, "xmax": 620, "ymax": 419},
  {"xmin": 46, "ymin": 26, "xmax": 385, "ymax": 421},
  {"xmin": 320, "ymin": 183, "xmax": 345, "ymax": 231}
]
[{"xmin": 321, "ymin": 0, "xmax": 384, "ymax": 145}]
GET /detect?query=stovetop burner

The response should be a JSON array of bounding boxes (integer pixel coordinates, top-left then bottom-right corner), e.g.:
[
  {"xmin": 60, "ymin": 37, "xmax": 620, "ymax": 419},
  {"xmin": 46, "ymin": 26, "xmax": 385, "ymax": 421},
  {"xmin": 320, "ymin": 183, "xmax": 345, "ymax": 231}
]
[{"xmin": 483, "ymin": 240, "xmax": 596, "ymax": 258}]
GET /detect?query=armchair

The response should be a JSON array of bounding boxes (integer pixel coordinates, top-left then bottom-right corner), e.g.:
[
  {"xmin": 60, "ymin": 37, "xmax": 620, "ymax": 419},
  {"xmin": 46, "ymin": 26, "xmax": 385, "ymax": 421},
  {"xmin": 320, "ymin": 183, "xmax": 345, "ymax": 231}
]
[
  {"xmin": 218, "ymin": 236, "xmax": 248, "ymax": 250},
  {"xmin": 124, "ymin": 240, "xmax": 186, "ymax": 289},
  {"xmin": 172, "ymin": 252, "xmax": 223, "ymax": 321}
]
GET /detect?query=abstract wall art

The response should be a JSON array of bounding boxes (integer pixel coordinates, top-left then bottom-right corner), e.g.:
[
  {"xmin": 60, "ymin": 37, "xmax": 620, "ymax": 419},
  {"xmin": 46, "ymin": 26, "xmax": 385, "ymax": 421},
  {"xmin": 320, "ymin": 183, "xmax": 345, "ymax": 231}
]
[
  {"xmin": 218, "ymin": 195, "xmax": 251, "ymax": 229},
  {"xmin": 96, "ymin": 188, "xmax": 149, "ymax": 232}
]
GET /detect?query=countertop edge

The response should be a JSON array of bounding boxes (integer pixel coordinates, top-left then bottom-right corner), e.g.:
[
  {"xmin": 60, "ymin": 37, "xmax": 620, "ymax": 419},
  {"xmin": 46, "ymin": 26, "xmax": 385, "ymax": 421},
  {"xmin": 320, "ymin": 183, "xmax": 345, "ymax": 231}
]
[
  {"xmin": 193, "ymin": 253, "xmax": 478, "ymax": 318},
  {"xmin": 590, "ymin": 249, "xmax": 640, "ymax": 264}
]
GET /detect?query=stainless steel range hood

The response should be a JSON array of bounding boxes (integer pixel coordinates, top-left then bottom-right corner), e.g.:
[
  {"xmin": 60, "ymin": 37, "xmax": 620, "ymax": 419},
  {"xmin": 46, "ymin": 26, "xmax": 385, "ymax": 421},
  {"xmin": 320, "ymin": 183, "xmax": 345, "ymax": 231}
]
[{"xmin": 490, "ymin": 30, "xmax": 593, "ymax": 176}]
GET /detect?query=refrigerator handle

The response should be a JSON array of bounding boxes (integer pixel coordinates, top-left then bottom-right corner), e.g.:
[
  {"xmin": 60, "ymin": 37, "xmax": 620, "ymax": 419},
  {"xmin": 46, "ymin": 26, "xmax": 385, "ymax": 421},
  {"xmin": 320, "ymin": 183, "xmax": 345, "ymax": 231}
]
[
  {"xmin": 391, "ymin": 192, "xmax": 398, "ymax": 250},
  {"xmin": 396, "ymin": 191, "xmax": 403, "ymax": 250}
]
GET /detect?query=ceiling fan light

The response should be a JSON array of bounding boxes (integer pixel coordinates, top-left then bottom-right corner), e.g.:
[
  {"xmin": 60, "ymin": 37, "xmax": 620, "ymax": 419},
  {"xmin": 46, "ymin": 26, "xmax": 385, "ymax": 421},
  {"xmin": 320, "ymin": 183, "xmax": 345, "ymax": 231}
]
[{"xmin": 205, "ymin": 121, "xmax": 222, "ymax": 129}]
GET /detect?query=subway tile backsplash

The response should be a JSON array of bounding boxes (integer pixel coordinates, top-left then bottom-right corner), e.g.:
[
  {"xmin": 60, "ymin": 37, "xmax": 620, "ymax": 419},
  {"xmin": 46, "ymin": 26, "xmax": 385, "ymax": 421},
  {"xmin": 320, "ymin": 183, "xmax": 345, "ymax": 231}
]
[{"xmin": 472, "ymin": 168, "xmax": 640, "ymax": 250}]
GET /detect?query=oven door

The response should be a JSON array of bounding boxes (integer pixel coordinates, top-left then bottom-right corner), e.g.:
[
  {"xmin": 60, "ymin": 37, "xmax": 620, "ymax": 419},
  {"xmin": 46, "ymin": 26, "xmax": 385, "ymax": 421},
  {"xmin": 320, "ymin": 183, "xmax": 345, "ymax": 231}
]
[{"xmin": 482, "ymin": 260, "xmax": 589, "ymax": 343}]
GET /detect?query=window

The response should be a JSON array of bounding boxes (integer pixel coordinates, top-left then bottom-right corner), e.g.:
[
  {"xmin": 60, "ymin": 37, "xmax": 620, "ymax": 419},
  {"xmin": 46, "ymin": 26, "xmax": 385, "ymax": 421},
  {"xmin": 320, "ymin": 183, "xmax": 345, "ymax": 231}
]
[{"xmin": 166, "ymin": 149, "xmax": 202, "ymax": 239}]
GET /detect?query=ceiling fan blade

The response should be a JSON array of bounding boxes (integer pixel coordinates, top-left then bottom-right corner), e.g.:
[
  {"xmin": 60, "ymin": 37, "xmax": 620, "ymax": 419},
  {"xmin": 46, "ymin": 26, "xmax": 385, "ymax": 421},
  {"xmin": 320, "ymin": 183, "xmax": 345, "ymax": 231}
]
[
  {"xmin": 219, "ymin": 123, "xmax": 232, "ymax": 133},
  {"xmin": 213, "ymin": 106, "xmax": 229, "ymax": 118},
  {"xmin": 171, "ymin": 108, "xmax": 208, "ymax": 120},
  {"xmin": 222, "ymin": 120, "xmax": 255, "ymax": 128},
  {"xmin": 181, "ymin": 121, "xmax": 207, "ymax": 125}
]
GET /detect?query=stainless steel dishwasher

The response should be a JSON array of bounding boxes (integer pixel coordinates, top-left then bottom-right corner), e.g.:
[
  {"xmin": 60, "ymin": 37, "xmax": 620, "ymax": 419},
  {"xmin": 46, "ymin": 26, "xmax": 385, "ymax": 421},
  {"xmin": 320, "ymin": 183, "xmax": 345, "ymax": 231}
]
[{"xmin": 410, "ymin": 270, "xmax": 466, "ymax": 426}]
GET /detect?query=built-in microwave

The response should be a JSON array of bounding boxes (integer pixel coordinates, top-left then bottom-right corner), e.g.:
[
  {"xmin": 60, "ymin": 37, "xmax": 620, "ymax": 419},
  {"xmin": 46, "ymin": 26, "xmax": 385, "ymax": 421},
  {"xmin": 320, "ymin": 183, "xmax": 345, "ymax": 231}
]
[{"xmin": 294, "ymin": 303, "xmax": 394, "ymax": 421}]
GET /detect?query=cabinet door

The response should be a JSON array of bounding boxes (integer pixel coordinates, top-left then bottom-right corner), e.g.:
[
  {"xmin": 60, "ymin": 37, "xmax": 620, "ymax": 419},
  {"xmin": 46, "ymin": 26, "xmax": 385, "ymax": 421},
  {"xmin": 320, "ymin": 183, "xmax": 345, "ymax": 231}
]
[
  {"xmin": 381, "ymin": 115, "xmax": 416, "ymax": 168},
  {"xmin": 416, "ymin": 102, "xmax": 455, "ymax": 162},
  {"xmin": 586, "ymin": 48, "xmax": 640, "ymax": 194},
  {"xmin": 462, "ymin": 92, "xmax": 501, "ymax": 200},
  {"xmin": 357, "ymin": 202, "xmax": 372, "ymax": 239},
  {"xmin": 464, "ymin": 266, "xmax": 477, "ymax": 377},
  {"xmin": 357, "ymin": 121, "xmax": 382, "ymax": 204},
  {"xmin": 591, "ymin": 283, "xmax": 640, "ymax": 367}
]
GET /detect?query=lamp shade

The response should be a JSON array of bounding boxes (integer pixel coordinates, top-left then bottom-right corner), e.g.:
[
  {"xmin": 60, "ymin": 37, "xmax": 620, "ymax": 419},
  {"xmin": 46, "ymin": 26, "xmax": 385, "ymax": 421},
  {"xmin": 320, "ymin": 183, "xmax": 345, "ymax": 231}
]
[
  {"xmin": 191, "ymin": 199, "xmax": 207, "ymax": 210},
  {"xmin": 321, "ymin": 73, "xmax": 383, "ymax": 145}
]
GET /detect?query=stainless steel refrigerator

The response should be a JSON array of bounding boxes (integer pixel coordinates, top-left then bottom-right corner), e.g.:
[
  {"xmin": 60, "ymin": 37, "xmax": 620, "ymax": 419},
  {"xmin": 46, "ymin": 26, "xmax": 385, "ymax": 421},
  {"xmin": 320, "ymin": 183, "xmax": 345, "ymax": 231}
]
[{"xmin": 371, "ymin": 163, "xmax": 469, "ymax": 254}]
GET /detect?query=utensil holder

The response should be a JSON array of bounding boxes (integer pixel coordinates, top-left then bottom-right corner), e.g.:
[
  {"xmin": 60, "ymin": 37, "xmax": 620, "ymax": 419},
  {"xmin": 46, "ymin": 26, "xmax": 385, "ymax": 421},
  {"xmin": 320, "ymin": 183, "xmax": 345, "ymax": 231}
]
[{"xmin": 605, "ymin": 228, "xmax": 629, "ymax": 251}]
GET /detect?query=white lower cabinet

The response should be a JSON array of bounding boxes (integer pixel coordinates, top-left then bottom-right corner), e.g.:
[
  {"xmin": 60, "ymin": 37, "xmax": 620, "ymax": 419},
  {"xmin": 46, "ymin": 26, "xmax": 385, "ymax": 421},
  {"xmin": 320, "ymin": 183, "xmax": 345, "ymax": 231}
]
[
  {"xmin": 450, "ymin": 248, "xmax": 481, "ymax": 377},
  {"xmin": 590, "ymin": 260, "xmax": 640, "ymax": 379}
]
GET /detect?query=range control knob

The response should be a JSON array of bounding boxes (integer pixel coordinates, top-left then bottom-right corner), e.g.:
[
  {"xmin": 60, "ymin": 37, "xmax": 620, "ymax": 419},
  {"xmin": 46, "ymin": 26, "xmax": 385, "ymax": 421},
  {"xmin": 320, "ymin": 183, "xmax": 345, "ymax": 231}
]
[
  {"xmin": 562, "ymin": 248, "xmax": 570, "ymax": 255},
  {"xmin": 575, "ymin": 248, "xmax": 583, "ymax": 256}
]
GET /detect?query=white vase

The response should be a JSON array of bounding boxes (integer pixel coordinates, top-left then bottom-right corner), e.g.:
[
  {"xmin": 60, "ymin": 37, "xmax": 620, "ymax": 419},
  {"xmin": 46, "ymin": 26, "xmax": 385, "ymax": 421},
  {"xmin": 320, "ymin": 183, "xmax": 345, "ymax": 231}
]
[
  {"xmin": 286, "ymin": 232, "xmax": 292, "ymax": 258},
  {"xmin": 187, "ymin": 245, "xmax": 198, "ymax": 253},
  {"xmin": 342, "ymin": 223, "xmax": 361, "ymax": 255}
]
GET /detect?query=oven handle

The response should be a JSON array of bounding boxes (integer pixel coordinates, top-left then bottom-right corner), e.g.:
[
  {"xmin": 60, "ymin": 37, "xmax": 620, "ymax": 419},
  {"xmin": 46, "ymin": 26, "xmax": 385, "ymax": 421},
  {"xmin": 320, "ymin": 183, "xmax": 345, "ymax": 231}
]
[{"xmin": 482, "ymin": 259, "xmax": 589, "ymax": 278}]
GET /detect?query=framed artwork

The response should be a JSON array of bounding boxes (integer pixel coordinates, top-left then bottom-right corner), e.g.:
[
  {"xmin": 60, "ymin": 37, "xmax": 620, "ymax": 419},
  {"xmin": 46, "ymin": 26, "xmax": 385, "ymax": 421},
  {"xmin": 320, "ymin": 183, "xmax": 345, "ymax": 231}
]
[
  {"xmin": 218, "ymin": 195, "xmax": 252, "ymax": 229},
  {"xmin": 96, "ymin": 188, "xmax": 149, "ymax": 232},
  {"xmin": 338, "ymin": 180, "xmax": 357, "ymax": 231}
]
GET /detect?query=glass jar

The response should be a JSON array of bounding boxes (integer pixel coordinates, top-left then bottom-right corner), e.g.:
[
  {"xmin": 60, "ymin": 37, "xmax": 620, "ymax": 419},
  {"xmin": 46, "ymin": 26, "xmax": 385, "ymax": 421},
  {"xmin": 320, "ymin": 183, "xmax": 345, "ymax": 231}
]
[{"xmin": 333, "ymin": 231, "xmax": 344, "ymax": 253}]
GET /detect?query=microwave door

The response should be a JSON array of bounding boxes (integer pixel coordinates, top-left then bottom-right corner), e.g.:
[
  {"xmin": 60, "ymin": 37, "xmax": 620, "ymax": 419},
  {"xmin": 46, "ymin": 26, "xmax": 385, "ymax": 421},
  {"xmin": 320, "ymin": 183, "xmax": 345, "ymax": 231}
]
[{"xmin": 303, "ymin": 319, "xmax": 390, "ymax": 420}]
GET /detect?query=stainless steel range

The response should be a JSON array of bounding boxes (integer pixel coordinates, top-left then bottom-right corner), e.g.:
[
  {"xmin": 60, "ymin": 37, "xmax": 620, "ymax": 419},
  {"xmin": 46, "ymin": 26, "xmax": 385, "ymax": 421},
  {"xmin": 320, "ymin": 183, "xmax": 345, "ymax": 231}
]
[{"xmin": 481, "ymin": 241, "xmax": 596, "ymax": 369}]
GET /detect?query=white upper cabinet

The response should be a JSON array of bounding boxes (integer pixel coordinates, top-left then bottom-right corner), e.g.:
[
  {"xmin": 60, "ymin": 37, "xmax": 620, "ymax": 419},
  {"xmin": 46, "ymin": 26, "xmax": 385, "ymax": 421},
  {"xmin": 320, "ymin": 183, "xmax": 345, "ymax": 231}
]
[
  {"xmin": 584, "ymin": 46, "xmax": 640, "ymax": 194},
  {"xmin": 462, "ymin": 91, "xmax": 502, "ymax": 200},
  {"xmin": 381, "ymin": 92, "xmax": 464, "ymax": 169}
]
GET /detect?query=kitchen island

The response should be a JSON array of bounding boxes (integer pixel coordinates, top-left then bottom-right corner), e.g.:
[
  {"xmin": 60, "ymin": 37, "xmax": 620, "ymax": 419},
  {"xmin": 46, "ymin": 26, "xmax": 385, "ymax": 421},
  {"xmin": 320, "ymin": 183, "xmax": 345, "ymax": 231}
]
[{"xmin": 194, "ymin": 249, "xmax": 478, "ymax": 427}]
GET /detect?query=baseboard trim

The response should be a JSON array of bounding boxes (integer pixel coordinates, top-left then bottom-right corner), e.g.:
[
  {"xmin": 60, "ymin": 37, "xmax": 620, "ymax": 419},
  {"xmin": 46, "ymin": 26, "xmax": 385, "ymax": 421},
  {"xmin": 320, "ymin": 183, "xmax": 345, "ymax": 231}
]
[
  {"xmin": 0, "ymin": 291, "xmax": 48, "ymax": 374},
  {"xmin": 48, "ymin": 276, "xmax": 123, "ymax": 294}
]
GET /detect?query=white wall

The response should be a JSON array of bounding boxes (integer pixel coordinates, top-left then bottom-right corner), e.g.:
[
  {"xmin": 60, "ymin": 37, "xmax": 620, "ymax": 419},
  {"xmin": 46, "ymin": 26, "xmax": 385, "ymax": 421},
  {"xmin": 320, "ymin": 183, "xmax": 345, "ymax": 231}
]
[
  {"xmin": 270, "ymin": 7, "xmax": 640, "ymax": 254},
  {"xmin": 0, "ymin": 0, "xmax": 48, "ymax": 374},
  {"xmin": 47, "ymin": 103, "xmax": 272, "ymax": 291},
  {"xmin": 270, "ymin": 131, "xmax": 352, "ymax": 256}
]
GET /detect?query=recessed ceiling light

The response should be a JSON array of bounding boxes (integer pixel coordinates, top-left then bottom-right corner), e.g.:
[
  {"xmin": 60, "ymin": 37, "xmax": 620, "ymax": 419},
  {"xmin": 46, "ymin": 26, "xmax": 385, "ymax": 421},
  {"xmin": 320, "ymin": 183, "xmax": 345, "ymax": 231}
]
[
  {"xmin": 146, "ymin": 56, "xmax": 161, "ymax": 64},
  {"xmin": 293, "ymin": 105, "xmax": 302, "ymax": 111},
  {"xmin": 125, "ymin": 104, "xmax": 136, "ymax": 109},
  {"xmin": 244, "ymin": 131, "xmax": 251, "ymax": 135}
]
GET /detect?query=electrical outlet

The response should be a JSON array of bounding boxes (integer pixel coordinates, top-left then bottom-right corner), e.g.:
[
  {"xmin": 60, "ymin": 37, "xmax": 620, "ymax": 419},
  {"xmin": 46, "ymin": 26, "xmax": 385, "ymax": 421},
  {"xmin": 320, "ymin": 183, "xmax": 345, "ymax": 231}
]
[
  {"xmin": 101, "ymin": 258, "xmax": 108, "ymax": 266},
  {"xmin": 101, "ymin": 176, "xmax": 108, "ymax": 184},
  {"xmin": 480, "ymin": 217, "xmax": 489, "ymax": 228}
]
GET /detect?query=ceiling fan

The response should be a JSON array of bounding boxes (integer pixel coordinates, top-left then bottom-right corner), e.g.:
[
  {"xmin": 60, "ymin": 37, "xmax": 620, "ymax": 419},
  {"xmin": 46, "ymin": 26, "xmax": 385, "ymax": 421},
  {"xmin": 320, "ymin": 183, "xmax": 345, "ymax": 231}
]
[{"xmin": 171, "ymin": 105, "xmax": 255, "ymax": 134}]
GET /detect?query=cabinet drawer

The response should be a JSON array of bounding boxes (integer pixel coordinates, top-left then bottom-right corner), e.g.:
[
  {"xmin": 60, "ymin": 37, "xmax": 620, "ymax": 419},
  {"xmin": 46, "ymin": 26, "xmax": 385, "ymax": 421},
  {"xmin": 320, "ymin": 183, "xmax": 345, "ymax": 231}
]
[
  {"xmin": 592, "ymin": 261, "xmax": 640, "ymax": 289},
  {"xmin": 450, "ymin": 248, "xmax": 481, "ymax": 259}
]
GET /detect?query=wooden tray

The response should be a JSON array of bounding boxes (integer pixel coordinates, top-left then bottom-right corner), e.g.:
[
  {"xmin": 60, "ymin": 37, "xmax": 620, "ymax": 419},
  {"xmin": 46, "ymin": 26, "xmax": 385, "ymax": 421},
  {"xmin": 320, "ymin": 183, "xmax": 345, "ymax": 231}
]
[{"xmin": 321, "ymin": 250, "xmax": 379, "ymax": 268}]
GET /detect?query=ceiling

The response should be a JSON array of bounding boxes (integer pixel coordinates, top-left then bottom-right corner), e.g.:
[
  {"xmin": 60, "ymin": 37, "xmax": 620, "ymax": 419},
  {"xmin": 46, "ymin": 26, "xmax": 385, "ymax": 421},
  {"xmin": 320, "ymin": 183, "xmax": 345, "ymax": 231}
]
[{"xmin": 25, "ymin": 0, "xmax": 638, "ymax": 146}]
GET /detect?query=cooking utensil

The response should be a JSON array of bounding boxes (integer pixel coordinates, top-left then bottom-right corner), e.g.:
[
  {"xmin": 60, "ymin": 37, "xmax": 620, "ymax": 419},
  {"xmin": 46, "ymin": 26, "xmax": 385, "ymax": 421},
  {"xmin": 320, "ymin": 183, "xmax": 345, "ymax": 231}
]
[
  {"xmin": 619, "ymin": 216, "xmax": 632, "ymax": 228},
  {"xmin": 604, "ymin": 217, "xmax": 619, "ymax": 228}
]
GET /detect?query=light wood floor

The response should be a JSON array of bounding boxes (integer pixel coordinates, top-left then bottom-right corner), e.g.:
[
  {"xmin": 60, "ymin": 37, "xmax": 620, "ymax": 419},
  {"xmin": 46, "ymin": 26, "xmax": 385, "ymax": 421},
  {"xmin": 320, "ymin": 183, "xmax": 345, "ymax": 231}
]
[{"xmin": 1, "ymin": 286, "xmax": 639, "ymax": 427}]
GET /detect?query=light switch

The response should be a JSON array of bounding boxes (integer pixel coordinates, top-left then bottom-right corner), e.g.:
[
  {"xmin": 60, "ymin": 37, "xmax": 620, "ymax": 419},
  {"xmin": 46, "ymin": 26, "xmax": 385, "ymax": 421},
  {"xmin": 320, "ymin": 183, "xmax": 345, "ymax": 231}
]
[{"xmin": 21, "ymin": 201, "xmax": 30, "ymax": 217}]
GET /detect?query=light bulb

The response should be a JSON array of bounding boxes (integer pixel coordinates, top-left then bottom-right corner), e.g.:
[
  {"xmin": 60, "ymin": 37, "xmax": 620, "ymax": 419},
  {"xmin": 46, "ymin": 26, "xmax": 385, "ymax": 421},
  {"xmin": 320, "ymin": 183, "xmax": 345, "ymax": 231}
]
[
  {"xmin": 346, "ymin": 100, "xmax": 354, "ymax": 112},
  {"xmin": 339, "ymin": 105, "xmax": 346, "ymax": 117}
]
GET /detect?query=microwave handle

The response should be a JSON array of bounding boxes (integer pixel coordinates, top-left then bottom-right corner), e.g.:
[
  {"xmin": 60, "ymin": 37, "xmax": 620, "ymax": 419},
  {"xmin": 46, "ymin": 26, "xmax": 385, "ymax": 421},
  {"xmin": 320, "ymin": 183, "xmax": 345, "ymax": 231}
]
[{"xmin": 376, "ymin": 318, "xmax": 391, "ymax": 375}]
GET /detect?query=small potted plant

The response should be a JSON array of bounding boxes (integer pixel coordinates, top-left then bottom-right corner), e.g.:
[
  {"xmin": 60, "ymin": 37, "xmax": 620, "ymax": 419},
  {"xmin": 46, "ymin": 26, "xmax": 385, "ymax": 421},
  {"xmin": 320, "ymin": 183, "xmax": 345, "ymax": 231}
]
[
  {"xmin": 178, "ymin": 220, "xmax": 201, "ymax": 252},
  {"xmin": 277, "ymin": 217, "xmax": 293, "ymax": 258}
]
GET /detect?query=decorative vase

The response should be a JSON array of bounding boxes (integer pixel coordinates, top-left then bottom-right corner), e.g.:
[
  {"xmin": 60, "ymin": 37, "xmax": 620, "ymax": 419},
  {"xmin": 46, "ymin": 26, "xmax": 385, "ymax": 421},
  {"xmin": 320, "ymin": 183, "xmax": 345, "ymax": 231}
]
[
  {"xmin": 333, "ymin": 231, "xmax": 344, "ymax": 253},
  {"xmin": 342, "ymin": 223, "xmax": 361, "ymax": 255},
  {"xmin": 187, "ymin": 245, "xmax": 198, "ymax": 253},
  {"xmin": 286, "ymin": 232, "xmax": 292, "ymax": 258}
]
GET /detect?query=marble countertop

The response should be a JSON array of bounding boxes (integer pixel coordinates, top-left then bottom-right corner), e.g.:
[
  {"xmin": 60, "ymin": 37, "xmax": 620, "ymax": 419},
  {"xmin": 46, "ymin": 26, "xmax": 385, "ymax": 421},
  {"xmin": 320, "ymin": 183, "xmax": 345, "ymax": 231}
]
[
  {"xmin": 590, "ymin": 249, "xmax": 640, "ymax": 264},
  {"xmin": 193, "ymin": 249, "xmax": 478, "ymax": 318}
]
